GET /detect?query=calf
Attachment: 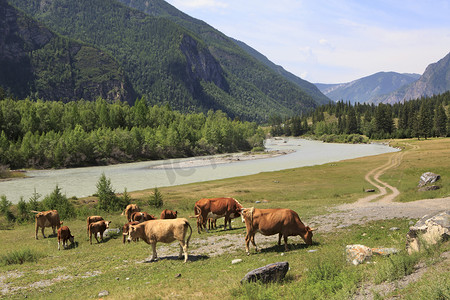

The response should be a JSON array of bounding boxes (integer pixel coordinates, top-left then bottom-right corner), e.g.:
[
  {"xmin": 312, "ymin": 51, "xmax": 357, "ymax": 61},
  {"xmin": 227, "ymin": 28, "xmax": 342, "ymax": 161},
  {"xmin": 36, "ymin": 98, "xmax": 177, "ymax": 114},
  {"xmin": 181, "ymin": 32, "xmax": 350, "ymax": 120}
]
[
  {"xmin": 57, "ymin": 226, "xmax": 74, "ymax": 250},
  {"xmin": 241, "ymin": 207, "xmax": 315, "ymax": 255},
  {"xmin": 86, "ymin": 216, "xmax": 104, "ymax": 237},
  {"xmin": 122, "ymin": 221, "xmax": 139, "ymax": 244},
  {"xmin": 89, "ymin": 220, "xmax": 111, "ymax": 244},
  {"xmin": 160, "ymin": 209, "xmax": 177, "ymax": 219},
  {"xmin": 131, "ymin": 211, "xmax": 156, "ymax": 223},
  {"xmin": 127, "ymin": 218, "xmax": 192, "ymax": 263}
]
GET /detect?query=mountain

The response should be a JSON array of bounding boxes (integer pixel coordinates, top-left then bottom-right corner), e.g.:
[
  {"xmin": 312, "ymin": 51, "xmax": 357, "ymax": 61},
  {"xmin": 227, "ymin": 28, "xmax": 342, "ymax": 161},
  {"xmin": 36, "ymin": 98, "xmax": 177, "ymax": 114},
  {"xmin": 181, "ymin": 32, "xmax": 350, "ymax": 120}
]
[
  {"xmin": 7, "ymin": 0, "xmax": 326, "ymax": 122},
  {"xmin": 374, "ymin": 52, "xmax": 450, "ymax": 104},
  {"xmin": 117, "ymin": 0, "xmax": 330, "ymax": 105},
  {"xmin": 0, "ymin": 0, "xmax": 133, "ymax": 102},
  {"xmin": 315, "ymin": 72, "xmax": 420, "ymax": 104}
]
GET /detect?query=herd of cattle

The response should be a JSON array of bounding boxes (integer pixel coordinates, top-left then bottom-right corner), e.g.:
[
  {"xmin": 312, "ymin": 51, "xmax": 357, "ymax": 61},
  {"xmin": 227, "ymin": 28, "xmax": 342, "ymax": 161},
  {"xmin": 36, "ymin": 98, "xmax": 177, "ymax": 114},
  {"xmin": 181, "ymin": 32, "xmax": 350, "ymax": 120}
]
[{"xmin": 32, "ymin": 198, "xmax": 315, "ymax": 262}]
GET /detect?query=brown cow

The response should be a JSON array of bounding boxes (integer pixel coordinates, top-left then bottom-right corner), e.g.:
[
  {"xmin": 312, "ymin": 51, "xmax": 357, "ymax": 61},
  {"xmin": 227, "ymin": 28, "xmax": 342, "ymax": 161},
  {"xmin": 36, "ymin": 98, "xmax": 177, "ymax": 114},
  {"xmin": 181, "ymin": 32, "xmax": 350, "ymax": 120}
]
[
  {"xmin": 57, "ymin": 226, "xmax": 74, "ymax": 250},
  {"xmin": 241, "ymin": 207, "xmax": 315, "ymax": 255},
  {"xmin": 122, "ymin": 204, "xmax": 140, "ymax": 222},
  {"xmin": 86, "ymin": 216, "xmax": 104, "ymax": 237},
  {"xmin": 160, "ymin": 209, "xmax": 177, "ymax": 219},
  {"xmin": 191, "ymin": 198, "xmax": 243, "ymax": 233},
  {"xmin": 131, "ymin": 211, "xmax": 156, "ymax": 223},
  {"xmin": 127, "ymin": 218, "xmax": 192, "ymax": 263},
  {"xmin": 32, "ymin": 210, "xmax": 63, "ymax": 239},
  {"xmin": 122, "ymin": 221, "xmax": 139, "ymax": 244},
  {"xmin": 89, "ymin": 220, "xmax": 111, "ymax": 244}
]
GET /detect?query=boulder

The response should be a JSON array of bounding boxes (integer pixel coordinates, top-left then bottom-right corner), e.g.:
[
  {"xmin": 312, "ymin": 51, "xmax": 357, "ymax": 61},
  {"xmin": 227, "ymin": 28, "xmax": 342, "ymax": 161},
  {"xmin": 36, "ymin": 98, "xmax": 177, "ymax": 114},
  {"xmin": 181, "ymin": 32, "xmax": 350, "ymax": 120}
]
[
  {"xmin": 346, "ymin": 244, "xmax": 372, "ymax": 265},
  {"xmin": 406, "ymin": 211, "xmax": 449, "ymax": 254},
  {"xmin": 240, "ymin": 262, "xmax": 289, "ymax": 284},
  {"xmin": 418, "ymin": 172, "xmax": 440, "ymax": 187}
]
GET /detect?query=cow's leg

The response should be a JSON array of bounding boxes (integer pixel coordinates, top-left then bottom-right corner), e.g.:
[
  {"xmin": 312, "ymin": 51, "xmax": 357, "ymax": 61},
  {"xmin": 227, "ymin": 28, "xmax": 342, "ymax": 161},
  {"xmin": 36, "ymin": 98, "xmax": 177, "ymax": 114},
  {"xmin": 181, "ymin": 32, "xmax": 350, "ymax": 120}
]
[
  {"xmin": 95, "ymin": 233, "xmax": 100, "ymax": 244},
  {"xmin": 283, "ymin": 235, "xmax": 289, "ymax": 251},
  {"xmin": 278, "ymin": 233, "xmax": 282, "ymax": 246},
  {"xmin": 227, "ymin": 216, "xmax": 232, "ymax": 230},
  {"xmin": 35, "ymin": 225, "xmax": 39, "ymax": 240},
  {"xmin": 150, "ymin": 242, "xmax": 157, "ymax": 261},
  {"xmin": 251, "ymin": 235, "xmax": 259, "ymax": 252},
  {"xmin": 245, "ymin": 233, "xmax": 251, "ymax": 255},
  {"xmin": 52, "ymin": 226, "xmax": 56, "ymax": 236},
  {"xmin": 179, "ymin": 241, "xmax": 188, "ymax": 263},
  {"xmin": 41, "ymin": 227, "xmax": 46, "ymax": 239},
  {"xmin": 58, "ymin": 239, "xmax": 61, "ymax": 250}
]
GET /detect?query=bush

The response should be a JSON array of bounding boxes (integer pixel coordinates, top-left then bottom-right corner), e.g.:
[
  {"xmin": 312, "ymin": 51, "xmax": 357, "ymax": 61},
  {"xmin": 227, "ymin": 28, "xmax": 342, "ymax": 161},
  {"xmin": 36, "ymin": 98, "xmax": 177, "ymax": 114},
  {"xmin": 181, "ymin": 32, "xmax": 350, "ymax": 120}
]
[
  {"xmin": 149, "ymin": 187, "xmax": 164, "ymax": 208},
  {"xmin": 0, "ymin": 195, "xmax": 15, "ymax": 222},
  {"xmin": 96, "ymin": 173, "xmax": 127, "ymax": 212},
  {"xmin": 0, "ymin": 248, "xmax": 42, "ymax": 266},
  {"xmin": 42, "ymin": 185, "xmax": 76, "ymax": 219}
]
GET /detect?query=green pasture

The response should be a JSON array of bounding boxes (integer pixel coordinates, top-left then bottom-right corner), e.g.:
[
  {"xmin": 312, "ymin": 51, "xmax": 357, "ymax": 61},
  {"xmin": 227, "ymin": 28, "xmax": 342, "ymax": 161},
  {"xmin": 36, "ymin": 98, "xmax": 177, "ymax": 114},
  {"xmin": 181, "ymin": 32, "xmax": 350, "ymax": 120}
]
[{"xmin": 0, "ymin": 138, "xmax": 449, "ymax": 299}]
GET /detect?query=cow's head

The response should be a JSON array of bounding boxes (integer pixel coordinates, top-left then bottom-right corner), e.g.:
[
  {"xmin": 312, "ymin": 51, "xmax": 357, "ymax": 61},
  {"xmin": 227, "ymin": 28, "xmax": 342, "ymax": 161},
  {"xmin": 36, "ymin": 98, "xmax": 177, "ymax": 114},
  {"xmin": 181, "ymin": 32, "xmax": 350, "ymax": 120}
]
[
  {"xmin": 241, "ymin": 207, "xmax": 254, "ymax": 224},
  {"xmin": 302, "ymin": 226, "xmax": 316, "ymax": 245},
  {"xmin": 105, "ymin": 221, "xmax": 111, "ymax": 228},
  {"xmin": 127, "ymin": 225, "xmax": 138, "ymax": 242},
  {"xmin": 69, "ymin": 234, "xmax": 75, "ymax": 244}
]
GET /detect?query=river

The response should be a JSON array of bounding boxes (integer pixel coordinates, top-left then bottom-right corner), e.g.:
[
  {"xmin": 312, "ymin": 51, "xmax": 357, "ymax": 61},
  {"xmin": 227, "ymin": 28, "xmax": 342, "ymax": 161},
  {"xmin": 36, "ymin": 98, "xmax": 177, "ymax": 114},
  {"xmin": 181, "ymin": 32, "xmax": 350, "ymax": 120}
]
[{"xmin": 0, "ymin": 138, "xmax": 398, "ymax": 204}]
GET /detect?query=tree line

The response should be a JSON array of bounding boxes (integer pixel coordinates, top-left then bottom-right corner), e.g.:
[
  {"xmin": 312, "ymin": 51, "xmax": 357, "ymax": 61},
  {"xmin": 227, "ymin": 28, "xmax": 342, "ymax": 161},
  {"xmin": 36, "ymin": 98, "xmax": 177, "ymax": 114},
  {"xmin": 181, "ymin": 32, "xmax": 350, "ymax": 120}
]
[
  {"xmin": 271, "ymin": 91, "xmax": 450, "ymax": 141},
  {"xmin": 0, "ymin": 97, "xmax": 264, "ymax": 169}
]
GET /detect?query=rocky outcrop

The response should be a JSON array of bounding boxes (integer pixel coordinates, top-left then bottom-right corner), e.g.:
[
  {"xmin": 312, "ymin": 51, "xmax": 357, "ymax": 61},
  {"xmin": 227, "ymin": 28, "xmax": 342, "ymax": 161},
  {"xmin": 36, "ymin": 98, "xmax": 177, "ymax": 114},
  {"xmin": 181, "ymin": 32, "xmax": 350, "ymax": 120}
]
[
  {"xmin": 0, "ymin": 0, "xmax": 134, "ymax": 103},
  {"xmin": 406, "ymin": 211, "xmax": 449, "ymax": 254},
  {"xmin": 241, "ymin": 262, "xmax": 289, "ymax": 284}
]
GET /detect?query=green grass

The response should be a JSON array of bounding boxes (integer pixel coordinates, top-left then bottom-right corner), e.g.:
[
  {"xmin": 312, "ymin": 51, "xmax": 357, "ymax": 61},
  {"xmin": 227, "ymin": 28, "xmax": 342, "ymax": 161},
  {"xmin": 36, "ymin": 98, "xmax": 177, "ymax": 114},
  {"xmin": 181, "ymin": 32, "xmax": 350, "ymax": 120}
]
[{"xmin": 0, "ymin": 138, "xmax": 449, "ymax": 299}]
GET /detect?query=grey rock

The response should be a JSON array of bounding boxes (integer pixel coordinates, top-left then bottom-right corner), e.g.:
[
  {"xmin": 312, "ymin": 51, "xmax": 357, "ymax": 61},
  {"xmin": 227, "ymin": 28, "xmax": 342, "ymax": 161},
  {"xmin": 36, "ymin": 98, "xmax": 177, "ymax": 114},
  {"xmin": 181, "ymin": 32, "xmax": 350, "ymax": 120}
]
[
  {"xmin": 418, "ymin": 172, "xmax": 440, "ymax": 187},
  {"xmin": 406, "ymin": 211, "xmax": 449, "ymax": 254},
  {"xmin": 232, "ymin": 259, "xmax": 242, "ymax": 264},
  {"xmin": 346, "ymin": 244, "xmax": 372, "ymax": 265},
  {"xmin": 98, "ymin": 290, "xmax": 109, "ymax": 297},
  {"xmin": 241, "ymin": 262, "xmax": 289, "ymax": 284},
  {"xmin": 389, "ymin": 227, "xmax": 400, "ymax": 231}
]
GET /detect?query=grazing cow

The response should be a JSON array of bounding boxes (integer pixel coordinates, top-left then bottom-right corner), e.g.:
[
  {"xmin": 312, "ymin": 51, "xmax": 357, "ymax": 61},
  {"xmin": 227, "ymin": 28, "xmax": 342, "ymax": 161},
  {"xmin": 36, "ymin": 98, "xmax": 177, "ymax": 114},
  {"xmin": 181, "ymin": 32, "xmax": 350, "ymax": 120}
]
[
  {"xmin": 57, "ymin": 226, "xmax": 74, "ymax": 250},
  {"xmin": 89, "ymin": 220, "xmax": 111, "ymax": 244},
  {"xmin": 160, "ymin": 209, "xmax": 177, "ymax": 219},
  {"xmin": 127, "ymin": 218, "xmax": 192, "ymax": 263},
  {"xmin": 131, "ymin": 211, "xmax": 156, "ymax": 223},
  {"xmin": 86, "ymin": 216, "xmax": 104, "ymax": 237},
  {"xmin": 32, "ymin": 210, "xmax": 62, "ymax": 239},
  {"xmin": 122, "ymin": 221, "xmax": 139, "ymax": 244},
  {"xmin": 241, "ymin": 207, "xmax": 315, "ymax": 255},
  {"xmin": 191, "ymin": 197, "xmax": 243, "ymax": 233},
  {"xmin": 122, "ymin": 204, "xmax": 140, "ymax": 222}
]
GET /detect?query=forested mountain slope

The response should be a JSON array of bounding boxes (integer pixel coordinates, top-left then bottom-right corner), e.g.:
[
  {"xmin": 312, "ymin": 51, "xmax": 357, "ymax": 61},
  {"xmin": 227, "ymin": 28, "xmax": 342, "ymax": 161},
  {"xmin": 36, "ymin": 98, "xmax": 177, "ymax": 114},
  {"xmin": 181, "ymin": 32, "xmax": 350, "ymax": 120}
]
[
  {"xmin": 0, "ymin": 0, "xmax": 133, "ymax": 102},
  {"xmin": 8, "ymin": 0, "xmax": 325, "ymax": 122}
]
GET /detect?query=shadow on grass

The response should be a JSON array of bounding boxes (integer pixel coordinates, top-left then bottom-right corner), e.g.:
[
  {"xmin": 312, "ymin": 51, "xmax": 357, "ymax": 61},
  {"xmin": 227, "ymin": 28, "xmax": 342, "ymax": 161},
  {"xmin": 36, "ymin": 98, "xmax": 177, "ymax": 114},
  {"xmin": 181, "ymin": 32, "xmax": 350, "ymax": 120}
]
[
  {"xmin": 256, "ymin": 241, "xmax": 321, "ymax": 254},
  {"xmin": 142, "ymin": 254, "xmax": 209, "ymax": 263}
]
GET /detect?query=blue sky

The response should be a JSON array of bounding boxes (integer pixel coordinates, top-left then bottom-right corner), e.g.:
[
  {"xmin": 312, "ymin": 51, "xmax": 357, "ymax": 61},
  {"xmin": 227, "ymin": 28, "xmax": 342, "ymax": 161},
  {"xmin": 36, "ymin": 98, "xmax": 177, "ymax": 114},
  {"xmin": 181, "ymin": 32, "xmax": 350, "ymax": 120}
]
[{"xmin": 165, "ymin": 0, "xmax": 450, "ymax": 83}]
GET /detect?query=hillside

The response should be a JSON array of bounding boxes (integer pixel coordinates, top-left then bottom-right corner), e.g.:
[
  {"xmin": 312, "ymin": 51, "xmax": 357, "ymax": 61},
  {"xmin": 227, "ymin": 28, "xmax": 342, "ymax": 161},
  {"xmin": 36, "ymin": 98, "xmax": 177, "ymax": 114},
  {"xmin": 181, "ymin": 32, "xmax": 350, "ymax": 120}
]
[
  {"xmin": 315, "ymin": 72, "xmax": 420, "ymax": 104},
  {"xmin": 375, "ymin": 51, "xmax": 450, "ymax": 104},
  {"xmin": 0, "ymin": 0, "xmax": 133, "ymax": 102},
  {"xmin": 7, "ymin": 0, "xmax": 325, "ymax": 122}
]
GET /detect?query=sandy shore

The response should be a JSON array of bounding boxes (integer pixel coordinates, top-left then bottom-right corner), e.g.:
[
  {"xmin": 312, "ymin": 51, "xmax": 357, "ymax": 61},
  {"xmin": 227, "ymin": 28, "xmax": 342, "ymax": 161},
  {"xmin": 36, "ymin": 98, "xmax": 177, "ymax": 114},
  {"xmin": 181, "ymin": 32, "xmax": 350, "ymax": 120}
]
[{"xmin": 149, "ymin": 150, "xmax": 295, "ymax": 169}]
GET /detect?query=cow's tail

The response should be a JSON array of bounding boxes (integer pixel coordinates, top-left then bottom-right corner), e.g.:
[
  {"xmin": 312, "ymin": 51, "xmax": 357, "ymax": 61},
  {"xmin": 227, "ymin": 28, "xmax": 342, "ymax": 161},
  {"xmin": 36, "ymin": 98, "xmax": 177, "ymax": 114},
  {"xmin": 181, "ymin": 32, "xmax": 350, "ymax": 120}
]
[
  {"xmin": 188, "ymin": 204, "xmax": 201, "ymax": 219},
  {"xmin": 185, "ymin": 220, "xmax": 193, "ymax": 248},
  {"xmin": 30, "ymin": 210, "xmax": 40, "ymax": 214}
]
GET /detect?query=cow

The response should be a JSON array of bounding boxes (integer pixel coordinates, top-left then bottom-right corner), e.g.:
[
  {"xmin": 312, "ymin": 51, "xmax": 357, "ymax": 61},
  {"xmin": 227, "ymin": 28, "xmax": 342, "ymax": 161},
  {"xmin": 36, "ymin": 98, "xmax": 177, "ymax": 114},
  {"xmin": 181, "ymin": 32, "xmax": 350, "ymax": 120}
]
[
  {"xmin": 121, "ymin": 204, "xmax": 140, "ymax": 222},
  {"xmin": 191, "ymin": 197, "xmax": 243, "ymax": 234},
  {"xmin": 89, "ymin": 220, "xmax": 111, "ymax": 244},
  {"xmin": 160, "ymin": 209, "xmax": 177, "ymax": 219},
  {"xmin": 57, "ymin": 226, "xmax": 74, "ymax": 250},
  {"xmin": 131, "ymin": 211, "xmax": 156, "ymax": 223},
  {"xmin": 207, "ymin": 218, "xmax": 217, "ymax": 230},
  {"xmin": 86, "ymin": 216, "xmax": 104, "ymax": 237},
  {"xmin": 122, "ymin": 221, "xmax": 139, "ymax": 244},
  {"xmin": 241, "ymin": 207, "xmax": 315, "ymax": 255},
  {"xmin": 127, "ymin": 218, "xmax": 192, "ymax": 263},
  {"xmin": 32, "ymin": 210, "xmax": 63, "ymax": 240}
]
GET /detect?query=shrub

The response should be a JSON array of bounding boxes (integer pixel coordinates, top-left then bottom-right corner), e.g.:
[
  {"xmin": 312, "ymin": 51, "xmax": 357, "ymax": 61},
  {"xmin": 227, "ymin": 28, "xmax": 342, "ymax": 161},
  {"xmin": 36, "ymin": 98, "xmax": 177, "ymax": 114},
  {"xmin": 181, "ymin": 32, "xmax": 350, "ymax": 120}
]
[
  {"xmin": 0, "ymin": 195, "xmax": 15, "ymax": 222},
  {"xmin": 149, "ymin": 187, "xmax": 164, "ymax": 208},
  {"xmin": 0, "ymin": 248, "xmax": 42, "ymax": 266},
  {"xmin": 42, "ymin": 185, "xmax": 76, "ymax": 219}
]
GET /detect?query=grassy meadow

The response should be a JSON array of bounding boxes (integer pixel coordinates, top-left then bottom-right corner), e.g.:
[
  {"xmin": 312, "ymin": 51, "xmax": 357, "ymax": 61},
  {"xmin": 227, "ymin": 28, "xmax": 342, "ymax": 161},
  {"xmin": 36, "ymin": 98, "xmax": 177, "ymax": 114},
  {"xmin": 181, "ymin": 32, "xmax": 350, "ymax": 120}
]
[{"xmin": 0, "ymin": 138, "xmax": 449, "ymax": 299}]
